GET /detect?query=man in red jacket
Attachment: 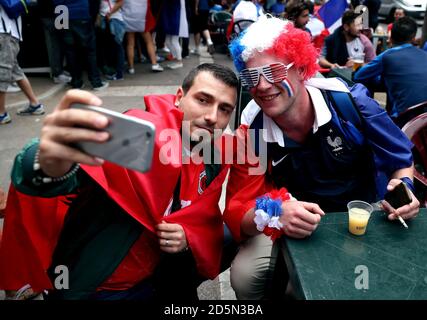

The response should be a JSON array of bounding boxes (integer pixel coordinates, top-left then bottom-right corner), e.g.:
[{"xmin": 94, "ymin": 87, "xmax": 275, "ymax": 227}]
[{"xmin": 0, "ymin": 63, "xmax": 238, "ymax": 300}]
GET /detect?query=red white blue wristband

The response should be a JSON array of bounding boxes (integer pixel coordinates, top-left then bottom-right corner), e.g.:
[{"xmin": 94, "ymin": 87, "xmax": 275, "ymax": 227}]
[{"xmin": 254, "ymin": 188, "xmax": 294, "ymax": 241}]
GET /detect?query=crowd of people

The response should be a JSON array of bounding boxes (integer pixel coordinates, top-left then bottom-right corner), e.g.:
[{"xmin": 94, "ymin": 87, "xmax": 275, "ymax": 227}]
[
  {"xmin": 0, "ymin": 0, "xmax": 426, "ymax": 302},
  {"xmin": 0, "ymin": 0, "xmax": 313, "ymax": 126},
  {"xmin": 0, "ymin": 0, "xmax": 239, "ymax": 125}
]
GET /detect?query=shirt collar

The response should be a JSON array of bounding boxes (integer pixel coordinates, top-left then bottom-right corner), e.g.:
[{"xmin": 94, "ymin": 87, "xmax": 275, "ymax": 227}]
[
  {"xmin": 241, "ymin": 78, "xmax": 350, "ymax": 147},
  {"xmin": 393, "ymin": 43, "xmax": 413, "ymax": 50}
]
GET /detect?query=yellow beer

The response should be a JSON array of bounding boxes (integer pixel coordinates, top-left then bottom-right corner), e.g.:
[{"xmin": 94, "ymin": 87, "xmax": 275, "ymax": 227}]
[
  {"xmin": 348, "ymin": 208, "xmax": 370, "ymax": 235},
  {"xmin": 352, "ymin": 59, "xmax": 364, "ymax": 72}
]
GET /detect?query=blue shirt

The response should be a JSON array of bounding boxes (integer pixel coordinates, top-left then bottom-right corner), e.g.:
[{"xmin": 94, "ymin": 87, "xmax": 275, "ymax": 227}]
[
  {"xmin": 270, "ymin": 3, "xmax": 285, "ymax": 16},
  {"xmin": 53, "ymin": 0, "xmax": 90, "ymax": 20},
  {"xmin": 198, "ymin": 0, "xmax": 210, "ymax": 11},
  {"xmin": 354, "ymin": 43, "xmax": 427, "ymax": 116}
]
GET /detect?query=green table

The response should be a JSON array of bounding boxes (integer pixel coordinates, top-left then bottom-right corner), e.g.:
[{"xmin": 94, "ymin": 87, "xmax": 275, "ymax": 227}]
[
  {"xmin": 281, "ymin": 208, "xmax": 427, "ymax": 300},
  {"xmin": 327, "ymin": 67, "xmax": 354, "ymax": 86}
]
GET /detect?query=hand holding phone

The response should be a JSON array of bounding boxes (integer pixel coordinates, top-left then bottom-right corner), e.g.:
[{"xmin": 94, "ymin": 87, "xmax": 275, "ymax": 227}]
[
  {"xmin": 384, "ymin": 182, "xmax": 412, "ymax": 209},
  {"xmin": 70, "ymin": 104, "xmax": 155, "ymax": 173}
]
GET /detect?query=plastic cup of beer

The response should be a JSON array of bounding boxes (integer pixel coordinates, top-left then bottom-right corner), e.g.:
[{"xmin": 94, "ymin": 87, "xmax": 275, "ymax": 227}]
[
  {"xmin": 352, "ymin": 59, "xmax": 364, "ymax": 72},
  {"xmin": 347, "ymin": 200, "xmax": 373, "ymax": 236},
  {"xmin": 351, "ymin": 53, "xmax": 365, "ymax": 72}
]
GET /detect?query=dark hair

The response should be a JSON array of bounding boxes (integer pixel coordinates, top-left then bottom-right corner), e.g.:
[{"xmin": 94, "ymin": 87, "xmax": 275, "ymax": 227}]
[
  {"xmin": 181, "ymin": 63, "xmax": 238, "ymax": 94},
  {"xmin": 391, "ymin": 16, "xmax": 417, "ymax": 45},
  {"xmin": 394, "ymin": 8, "xmax": 406, "ymax": 15},
  {"xmin": 285, "ymin": 0, "xmax": 311, "ymax": 20},
  {"xmin": 386, "ymin": 7, "xmax": 406, "ymax": 24},
  {"xmin": 341, "ymin": 10, "xmax": 360, "ymax": 26}
]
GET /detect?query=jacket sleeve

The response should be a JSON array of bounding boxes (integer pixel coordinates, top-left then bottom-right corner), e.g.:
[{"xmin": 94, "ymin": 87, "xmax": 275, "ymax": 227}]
[
  {"xmin": 11, "ymin": 138, "xmax": 80, "ymax": 197},
  {"xmin": 350, "ymin": 83, "xmax": 413, "ymax": 176},
  {"xmin": 353, "ymin": 52, "xmax": 384, "ymax": 83},
  {"xmin": 223, "ymin": 126, "xmax": 268, "ymax": 243},
  {"xmin": 361, "ymin": 33, "xmax": 376, "ymax": 62}
]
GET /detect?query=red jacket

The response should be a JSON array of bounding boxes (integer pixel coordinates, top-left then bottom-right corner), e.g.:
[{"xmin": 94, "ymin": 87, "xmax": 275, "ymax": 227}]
[{"xmin": 0, "ymin": 95, "xmax": 228, "ymax": 291}]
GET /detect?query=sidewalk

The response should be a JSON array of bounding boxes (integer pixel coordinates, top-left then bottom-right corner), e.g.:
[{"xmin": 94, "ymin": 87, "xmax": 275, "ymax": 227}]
[
  {"xmin": 5, "ymin": 76, "xmax": 66, "ymax": 111},
  {"xmin": 5, "ymin": 42, "xmax": 232, "ymax": 108}
]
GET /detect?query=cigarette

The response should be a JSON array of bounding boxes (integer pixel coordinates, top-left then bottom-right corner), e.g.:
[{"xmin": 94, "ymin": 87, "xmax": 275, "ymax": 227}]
[{"xmin": 398, "ymin": 216, "xmax": 408, "ymax": 229}]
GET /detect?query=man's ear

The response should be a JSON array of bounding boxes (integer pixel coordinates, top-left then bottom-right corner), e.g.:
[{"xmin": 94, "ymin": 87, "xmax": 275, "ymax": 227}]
[
  {"xmin": 175, "ymin": 87, "xmax": 184, "ymax": 108},
  {"xmin": 297, "ymin": 66, "xmax": 307, "ymax": 80},
  {"xmin": 343, "ymin": 23, "xmax": 350, "ymax": 32}
]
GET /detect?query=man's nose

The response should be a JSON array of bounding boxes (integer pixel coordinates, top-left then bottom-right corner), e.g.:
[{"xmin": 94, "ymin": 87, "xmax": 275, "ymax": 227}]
[
  {"xmin": 204, "ymin": 106, "xmax": 218, "ymax": 125},
  {"xmin": 256, "ymin": 75, "xmax": 272, "ymax": 90}
]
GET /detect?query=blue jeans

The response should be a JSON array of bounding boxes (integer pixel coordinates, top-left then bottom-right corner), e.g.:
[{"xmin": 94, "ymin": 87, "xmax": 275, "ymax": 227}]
[
  {"xmin": 62, "ymin": 19, "xmax": 102, "ymax": 88},
  {"xmin": 100, "ymin": 17, "xmax": 125, "ymax": 78}
]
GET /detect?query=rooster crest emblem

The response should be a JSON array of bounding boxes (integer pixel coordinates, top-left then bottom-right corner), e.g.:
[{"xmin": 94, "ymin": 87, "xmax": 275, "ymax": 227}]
[{"xmin": 327, "ymin": 136, "xmax": 343, "ymax": 152}]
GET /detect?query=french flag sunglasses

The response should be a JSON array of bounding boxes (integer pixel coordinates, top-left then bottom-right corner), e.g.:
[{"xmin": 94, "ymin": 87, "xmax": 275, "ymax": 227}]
[{"xmin": 239, "ymin": 62, "xmax": 294, "ymax": 89}]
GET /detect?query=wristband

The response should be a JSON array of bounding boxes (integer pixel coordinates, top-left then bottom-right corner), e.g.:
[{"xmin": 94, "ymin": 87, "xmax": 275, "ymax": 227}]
[
  {"xmin": 32, "ymin": 148, "xmax": 80, "ymax": 186},
  {"xmin": 253, "ymin": 188, "xmax": 293, "ymax": 241},
  {"xmin": 400, "ymin": 177, "xmax": 415, "ymax": 193}
]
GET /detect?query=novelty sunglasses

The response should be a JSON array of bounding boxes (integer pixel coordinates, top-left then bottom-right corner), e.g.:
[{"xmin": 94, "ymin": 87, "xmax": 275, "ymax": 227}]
[{"xmin": 239, "ymin": 62, "xmax": 294, "ymax": 88}]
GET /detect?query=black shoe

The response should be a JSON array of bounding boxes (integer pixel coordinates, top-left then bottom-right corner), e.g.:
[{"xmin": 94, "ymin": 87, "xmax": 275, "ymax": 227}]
[
  {"xmin": 71, "ymin": 81, "xmax": 84, "ymax": 89},
  {"xmin": 92, "ymin": 81, "xmax": 109, "ymax": 91},
  {"xmin": 207, "ymin": 44, "xmax": 215, "ymax": 55}
]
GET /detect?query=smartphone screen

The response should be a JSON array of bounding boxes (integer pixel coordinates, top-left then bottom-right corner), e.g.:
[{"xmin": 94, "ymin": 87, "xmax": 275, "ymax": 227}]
[{"xmin": 384, "ymin": 182, "xmax": 412, "ymax": 209}]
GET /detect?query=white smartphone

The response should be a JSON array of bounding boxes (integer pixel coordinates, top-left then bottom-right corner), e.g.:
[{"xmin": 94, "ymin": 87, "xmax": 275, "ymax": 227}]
[{"xmin": 70, "ymin": 103, "xmax": 155, "ymax": 173}]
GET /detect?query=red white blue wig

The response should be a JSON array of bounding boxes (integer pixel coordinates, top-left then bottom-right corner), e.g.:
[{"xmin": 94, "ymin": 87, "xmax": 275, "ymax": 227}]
[{"xmin": 229, "ymin": 15, "xmax": 319, "ymax": 81}]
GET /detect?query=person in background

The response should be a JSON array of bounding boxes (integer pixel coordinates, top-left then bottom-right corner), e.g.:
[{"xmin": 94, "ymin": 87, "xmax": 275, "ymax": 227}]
[
  {"xmin": 351, "ymin": 0, "xmax": 381, "ymax": 32},
  {"xmin": 233, "ymin": 0, "xmax": 258, "ymax": 23},
  {"xmin": 182, "ymin": 0, "xmax": 195, "ymax": 59},
  {"xmin": 54, "ymin": 0, "xmax": 108, "ymax": 91},
  {"xmin": 151, "ymin": 0, "xmax": 169, "ymax": 57},
  {"xmin": 221, "ymin": 0, "xmax": 231, "ymax": 11},
  {"xmin": 0, "ymin": 4, "xmax": 45, "ymax": 124},
  {"xmin": 313, "ymin": 0, "xmax": 325, "ymax": 14},
  {"xmin": 122, "ymin": 0, "xmax": 164, "ymax": 74},
  {"xmin": 269, "ymin": 0, "xmax": 285, "ymax": 17},
  {"xmin": 97, "ymin": 0, "xmax": 126, "ymax": 81},
  {"xmin": 264, "ymin": 0, "xmax": 276, "ymax": 11},
  {"xmin": 38, "ymin": 0, "xmax": 71, "ymax": 84},
  {"xmin": 232, "ymin": 0, "xmax": 263, "ymax": 35},
  {"xmin": 319, "ymin": 10, "xmax": 376, "ymax": 69},
  {"xmin": 354, "ymin": 17, "xmax": 427, "ymax": 117},
  {"xmin": 160, "ymin": 0, "xmax": 188, "ymax": 69},
  {"xmin": 285, "ymin": 0, "xmax": 311, "ymax": 35},
  {"xmin": 387, "ymin": 8, "xmax": 406, "ymax": 44},
  {"xmin": 306, "ymin": 0, "xmax": 325, "ymax": 46},
  {"xmin": 192, "ymin": 0, "xmax": 216, "ymax": 55}
]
